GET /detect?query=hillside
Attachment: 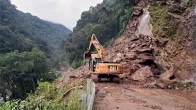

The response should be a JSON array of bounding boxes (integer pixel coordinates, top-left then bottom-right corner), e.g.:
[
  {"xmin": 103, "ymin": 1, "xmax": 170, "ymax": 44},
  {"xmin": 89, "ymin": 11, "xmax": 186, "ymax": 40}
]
[
  {"xmin": 0, "ymin": 0, "xmax": 71, "ymax": 54},
  {"xmin": 60, "ymin": 0, "xmax": 135, "ymax": 68},
  {"xmin": 59, "ymin": 0, "xmax": 196, "ymax": 89},
  {"xmin": 0, "ymin": 0, "xmax": 71, "ymax": 101},
  {"xmin": 1, "ymin": 0, "xmax": 196, "ymax": 109},
  {"xmin": 58, "ymin": 0, "xmax": 196, "ymax": 109},
  {"xmin": 62, "ymin": 0, "xmax": 196, "ymax": 86}
]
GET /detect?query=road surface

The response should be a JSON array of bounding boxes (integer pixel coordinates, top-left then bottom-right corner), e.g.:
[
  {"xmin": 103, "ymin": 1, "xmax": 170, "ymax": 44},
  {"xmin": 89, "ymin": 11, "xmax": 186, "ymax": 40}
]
[{"xmin": 94, "ymin": 82, "xmax": 196, "ymax": 110}]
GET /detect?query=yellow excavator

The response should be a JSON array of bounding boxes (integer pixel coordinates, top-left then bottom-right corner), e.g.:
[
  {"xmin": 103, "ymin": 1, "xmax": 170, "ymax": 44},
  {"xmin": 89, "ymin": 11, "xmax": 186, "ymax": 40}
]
[{"xmin": 84, "ymin": 34, "xmax": 122, "ymax": 82}]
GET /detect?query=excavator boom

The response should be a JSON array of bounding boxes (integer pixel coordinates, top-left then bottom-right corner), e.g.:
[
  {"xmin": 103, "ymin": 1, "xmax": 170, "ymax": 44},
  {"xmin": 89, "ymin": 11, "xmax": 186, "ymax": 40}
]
[{"xmin": 84, "ymin": 34, "xmax": 105, "ymax": 61}]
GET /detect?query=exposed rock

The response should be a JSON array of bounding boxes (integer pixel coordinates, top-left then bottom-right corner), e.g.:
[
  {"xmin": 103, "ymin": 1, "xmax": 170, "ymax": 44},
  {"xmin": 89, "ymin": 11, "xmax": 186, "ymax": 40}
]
[
  {"xmin": 154, "ymin": 37, "xmax": 169, "ymax": 47},
  {"xmin": 132, "ymin": 8, "xmax": 143, "ymax": 16},
  {"xmin": 137, "ymin": 53, "xmax": 153, "ymax": 60},
  {"xmin": 125, "ymin": 52, "xmax": 137, "ymax": 59},
  {"xmin": 150, "ymin": 0, "xmax": 196, "ymax": 86},
  {"xmin": 69, "ymin": 75, "xmax": 78, "ymax": 79},
  {"xmin": 137, "ymin": 48, "xmax": 153, "ymax": 53},
  {"xmin": 159, "ymin": 67, "xmax": 175, "ymax": 81},
  {"xmin": 155, "ymin": 67, "xmax": 178, "ymax": 88},
  {"xmin": 131, "ymin": 66, "xmax": 153, "ymax": 81},
  {"xmin": 130, "ymin": 35, "xmax": 140, "ymax": 41}
]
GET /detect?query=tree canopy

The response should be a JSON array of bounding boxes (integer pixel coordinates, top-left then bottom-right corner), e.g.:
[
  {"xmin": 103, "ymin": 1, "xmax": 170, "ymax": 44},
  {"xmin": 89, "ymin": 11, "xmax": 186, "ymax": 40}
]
[
  {"xmin": 0, "ymin": 0, "xmax": 71, "ymax": 54},
  {"xmin": 0, "ymin": 48, "xmax": 52, "ymax": 99}
]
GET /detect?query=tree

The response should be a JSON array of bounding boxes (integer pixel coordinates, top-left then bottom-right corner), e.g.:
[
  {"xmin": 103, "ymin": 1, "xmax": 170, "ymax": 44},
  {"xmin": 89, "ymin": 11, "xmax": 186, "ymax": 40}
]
[{"xmin": 0, "ymin": 48, "xmax": 50, "ymax": 99}]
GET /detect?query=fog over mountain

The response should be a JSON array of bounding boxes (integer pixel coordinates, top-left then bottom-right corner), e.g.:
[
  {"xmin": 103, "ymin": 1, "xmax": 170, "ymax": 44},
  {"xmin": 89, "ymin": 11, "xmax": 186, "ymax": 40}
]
[{"xmin": 11, "ymin": 0, "xmax": 103, "ymax": 30}]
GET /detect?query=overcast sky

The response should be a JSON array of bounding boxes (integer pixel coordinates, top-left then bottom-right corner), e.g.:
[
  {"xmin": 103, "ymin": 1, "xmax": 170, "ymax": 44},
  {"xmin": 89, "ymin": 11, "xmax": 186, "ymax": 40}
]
[{"xmin": 11, "ymin": 0, "xmax": 103, "ymax": 30}]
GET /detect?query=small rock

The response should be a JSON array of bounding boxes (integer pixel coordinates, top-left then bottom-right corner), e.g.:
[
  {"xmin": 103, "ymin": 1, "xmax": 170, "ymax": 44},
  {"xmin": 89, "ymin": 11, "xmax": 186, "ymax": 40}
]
[
  {"xmin": 131, "ymin": 66, "xmax": 153, "ymax": 81},
  {"xmin": 125, "ymin": 52, "xmax": 137, "ymax": 59},
  {"xmin": 69, "ymin": 75, "xmax": 78, "ymax": 79},
  {"xmin": 137, "ymin": 53, "xmax": 153, "ymax": 60},
  {"xmin": 137, "ymin": 48, "xmax": 153, "ymax": 53},
  {"xmin": 130, "ymin": 43, "xmax": 137, "ymax": 49},
  {"xmin": 130, "ymin": 35, "xmax": 140, "ymax": 41}
]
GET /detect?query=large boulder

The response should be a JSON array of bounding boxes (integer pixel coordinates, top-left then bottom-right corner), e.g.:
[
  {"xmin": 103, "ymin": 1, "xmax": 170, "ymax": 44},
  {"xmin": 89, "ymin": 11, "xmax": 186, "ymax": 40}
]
[
  {"xmin": 155, "ymin": 67, "xmax": 177, "ymax": 88},
  {"xmin": 131, "ymin": 66, "xmax": 153, "ymax": 81}
]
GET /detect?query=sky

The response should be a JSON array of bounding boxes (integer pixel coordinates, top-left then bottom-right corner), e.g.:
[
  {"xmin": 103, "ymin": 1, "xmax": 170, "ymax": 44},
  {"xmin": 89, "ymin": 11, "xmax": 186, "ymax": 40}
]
[{"xmin": 11, "ymin": 0, "xmax": 103, "ymax": 30}]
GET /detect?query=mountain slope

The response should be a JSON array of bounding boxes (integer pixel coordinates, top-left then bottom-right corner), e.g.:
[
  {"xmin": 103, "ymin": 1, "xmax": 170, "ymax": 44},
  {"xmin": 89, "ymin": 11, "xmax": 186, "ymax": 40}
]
[
  {"xmin": 0, "ymin": 0, "xmax": 71, "ymax": 54},
  {"xmin": 0, "ymin": 0, "xmax": 71, "ymax": 100},
  {"xmin": 60, "ymin": 0, "xmax": 135, "ymax": 68},
  {"xmin": 60, "ymin": 0, "xmax": 196, "ymax": 88}
]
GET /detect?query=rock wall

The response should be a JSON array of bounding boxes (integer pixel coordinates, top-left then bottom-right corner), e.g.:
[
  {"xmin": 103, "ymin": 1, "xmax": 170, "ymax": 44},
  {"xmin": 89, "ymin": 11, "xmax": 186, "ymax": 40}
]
[
  {"xmin": 149, "ymin": 0, "xmax": 196, "ymax": 86},
  {"xmin": 105, "ymin": 0, "xmax": 161, "ymax": 82},
  {"xmin": 106, "ymin": 0, "xmax": 196, "ymax": 87}
]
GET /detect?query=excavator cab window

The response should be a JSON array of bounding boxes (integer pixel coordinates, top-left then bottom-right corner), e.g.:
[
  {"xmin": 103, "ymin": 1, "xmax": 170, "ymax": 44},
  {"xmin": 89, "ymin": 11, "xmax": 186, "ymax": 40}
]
[
  {"xmin": 89, "ymin": 58, "xmax": 101, "ymax": 72},
  {"xmin": 89, "ymin": 58, "xmax": 96, "ymax": 72},
  {"xmin": 95, "ymin": 58, "xmax": 101, "ymax": 63}
]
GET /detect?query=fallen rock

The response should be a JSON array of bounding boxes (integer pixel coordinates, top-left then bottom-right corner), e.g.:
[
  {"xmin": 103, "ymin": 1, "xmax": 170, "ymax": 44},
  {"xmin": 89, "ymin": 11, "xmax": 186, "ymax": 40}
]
[
  {"xmin": 125, "ymin": 52, "xmax": 137, "ymax": 59},
  {"xmin": 159, "ymin": 67, "xmax": 175, "ymax": 81},
  {"xmin": 137, "ymin": 53, "xmax": 153, "ymax": 60},
  {"xmin": 154, "ymin": 37, "xmax": 169, "ymax": 47},
  {"xmin": 130, "ymin": 35, "xmax": 140, "ymax": 41},
  {"xmin": 131, "ymin": 66, "xmax": 153, "ymax": 81},
  {"xmin": 69, "ymin": 75, "xmax": 78, "ymax": 79},
  {"xmin": 132, "ymin": 9, "xmax": 143, "ymax": 16},
  {"xmin": 155, "ymin": 67, "xmax": 177, "ymax": 88}
]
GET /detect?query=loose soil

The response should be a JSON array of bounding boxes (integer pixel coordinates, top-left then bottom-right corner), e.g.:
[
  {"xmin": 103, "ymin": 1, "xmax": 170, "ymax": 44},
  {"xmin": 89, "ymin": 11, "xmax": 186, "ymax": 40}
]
[{"xmin": 94, "ymin": 81, "xmax": 196, "ymax": 110}]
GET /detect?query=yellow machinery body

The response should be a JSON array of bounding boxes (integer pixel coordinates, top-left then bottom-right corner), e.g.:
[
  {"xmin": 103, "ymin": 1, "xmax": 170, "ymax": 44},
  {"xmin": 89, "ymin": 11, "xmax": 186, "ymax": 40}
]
[{"xmin": 84, "ymin": 34, "xmax": 122, "ymax": 80}]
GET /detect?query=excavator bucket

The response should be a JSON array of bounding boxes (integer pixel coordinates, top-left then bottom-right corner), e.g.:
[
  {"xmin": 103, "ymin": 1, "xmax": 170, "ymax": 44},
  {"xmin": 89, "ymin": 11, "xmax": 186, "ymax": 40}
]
[{"xmin": 84, "ymin": 50, "xmax": 91, "ymax": 61}]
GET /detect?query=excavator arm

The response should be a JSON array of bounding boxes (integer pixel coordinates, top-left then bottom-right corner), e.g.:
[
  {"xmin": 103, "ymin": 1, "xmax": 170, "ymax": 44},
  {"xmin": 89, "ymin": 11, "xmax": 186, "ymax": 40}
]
[{"xmin": 84, "ymin": 34, "xmax": 105, "ymax": 62}]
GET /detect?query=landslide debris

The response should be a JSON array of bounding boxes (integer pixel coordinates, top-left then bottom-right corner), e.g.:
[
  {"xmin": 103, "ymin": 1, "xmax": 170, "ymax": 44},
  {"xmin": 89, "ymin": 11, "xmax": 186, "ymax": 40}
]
[
  {"xmin": 60, "ymin": 0, "xmax": 196, "ymax": 89},
  {"xmin": 149, "ymin": 0, "xmax": 196, "ymax": 88}
]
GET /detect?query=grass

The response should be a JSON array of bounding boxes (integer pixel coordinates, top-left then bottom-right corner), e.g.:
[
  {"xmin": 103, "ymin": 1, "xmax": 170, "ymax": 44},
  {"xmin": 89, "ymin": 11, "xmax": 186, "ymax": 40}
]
[
  {"xmin": 0, "ymin": 79, "xmax": 85, "ymax": 110},
  {"xmin": 149, "ymin": 2, "xmax": 182, "ymax": 39}
]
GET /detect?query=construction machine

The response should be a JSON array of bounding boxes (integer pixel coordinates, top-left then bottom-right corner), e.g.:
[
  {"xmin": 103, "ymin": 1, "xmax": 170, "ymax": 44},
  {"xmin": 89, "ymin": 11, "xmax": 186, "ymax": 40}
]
[{"xmin": 84, "ymin": 34, "xmax": 122, "ymax": 82}]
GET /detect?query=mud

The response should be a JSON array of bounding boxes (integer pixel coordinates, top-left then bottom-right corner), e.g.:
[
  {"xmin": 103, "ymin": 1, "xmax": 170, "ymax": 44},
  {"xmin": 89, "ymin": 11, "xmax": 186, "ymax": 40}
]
[{"xmin": 94, "ymin": 82, "xmax": 196, "ymax": 110}]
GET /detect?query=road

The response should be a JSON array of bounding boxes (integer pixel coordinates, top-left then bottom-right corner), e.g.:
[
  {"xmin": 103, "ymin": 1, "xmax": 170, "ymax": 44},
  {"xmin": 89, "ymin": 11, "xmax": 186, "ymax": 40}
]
[{"xmin": 94, "ymin": 82, "xmax": 196, "ymax": 110}]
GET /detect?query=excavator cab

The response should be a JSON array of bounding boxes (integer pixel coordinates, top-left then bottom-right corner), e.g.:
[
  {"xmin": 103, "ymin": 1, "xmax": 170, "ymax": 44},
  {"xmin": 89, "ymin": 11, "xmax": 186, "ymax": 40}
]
[{"xmin": 89, "ymin": 57, "xmax": 101, "ymax": 72}]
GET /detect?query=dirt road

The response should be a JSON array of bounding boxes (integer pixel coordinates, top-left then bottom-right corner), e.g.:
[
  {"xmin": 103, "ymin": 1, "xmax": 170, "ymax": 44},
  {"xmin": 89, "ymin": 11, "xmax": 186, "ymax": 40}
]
[{"xmin": 94, "ymin": 82, "xmax": 196, "ymax": 110}]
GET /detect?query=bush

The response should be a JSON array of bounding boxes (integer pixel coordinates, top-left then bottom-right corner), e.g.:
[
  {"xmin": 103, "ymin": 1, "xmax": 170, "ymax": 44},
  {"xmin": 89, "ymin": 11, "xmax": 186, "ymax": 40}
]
[{"xmin": 0, "ymin": 81, "xmax": 83, "ymax": 110}]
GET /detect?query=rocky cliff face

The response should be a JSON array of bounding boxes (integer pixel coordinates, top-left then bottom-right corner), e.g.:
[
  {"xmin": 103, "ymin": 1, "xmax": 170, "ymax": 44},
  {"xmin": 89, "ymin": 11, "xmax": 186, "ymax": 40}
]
[
  {"xmin": 149, "ymin": 0, "xmax": 196, "ymax": 86},
  {"xmin": 105, "ymin": 0, "xmax": 196, "ymax": 87},
  {"xmin": 60, "ymin": 0, "xmax": 196, "ymax": 88},
  {"xmin": 104, "ymin": 0, "xmax": 160, "ymax": 86}
]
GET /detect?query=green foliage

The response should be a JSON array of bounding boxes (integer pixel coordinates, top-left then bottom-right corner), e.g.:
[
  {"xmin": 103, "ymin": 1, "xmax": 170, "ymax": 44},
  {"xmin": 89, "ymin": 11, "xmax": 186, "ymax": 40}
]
[
  {"xmin": 0, "ymin": 0, "xmax": 71, "ymax": 100},
  {"xmin": 66, "ymin": 89, "xmax": 81, "ymax": 110},
  {"xmin": 149, "ymin": 2, "xmax": 182, "ymax": 39},
  {"xmin": 184, "ymin": 0, "xmax": 196, "ymax": 7},
  {"xmin": 0, "ymin": 48, "xmax": 51, "ymax": 99},
  {"xmin": 0, "ymin": 0, "xmax": 71, "ymax": 54},
  {"xmin": 0, "ymin": 81, "xmax": 82, "ymax": 110},
  {"xmin": 59, "ymin": 0, "xmax": 134, "ymax": 68},
  {"xmin": 71, "ymin": 59, "xmax": 85, "ymax": 69}
]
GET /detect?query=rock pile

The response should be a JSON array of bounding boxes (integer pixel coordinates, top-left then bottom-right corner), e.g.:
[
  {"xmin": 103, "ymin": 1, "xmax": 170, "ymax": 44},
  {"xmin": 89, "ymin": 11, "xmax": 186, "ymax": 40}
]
[
  {"xmin": 105, "ymin": 33, "xmax": 159, "ymax": 82},
  {"xmin": 104, "ymin": 0, "xmax": 160, "ymax": 82}
]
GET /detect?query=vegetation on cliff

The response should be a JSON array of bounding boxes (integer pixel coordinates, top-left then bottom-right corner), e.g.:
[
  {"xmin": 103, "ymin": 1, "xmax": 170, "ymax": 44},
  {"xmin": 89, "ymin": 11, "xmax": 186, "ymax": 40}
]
[
  {"xmin": 58, "ymin": 0, "xmax": 135, "ymax": 68},
  {"xmin": 0, "ymin": 81, "xmax": 83, "ymax": 110},
  {"xmin": 149, "ymin": 0, "xmax": 196, "ymax": 81}
]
